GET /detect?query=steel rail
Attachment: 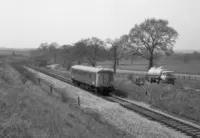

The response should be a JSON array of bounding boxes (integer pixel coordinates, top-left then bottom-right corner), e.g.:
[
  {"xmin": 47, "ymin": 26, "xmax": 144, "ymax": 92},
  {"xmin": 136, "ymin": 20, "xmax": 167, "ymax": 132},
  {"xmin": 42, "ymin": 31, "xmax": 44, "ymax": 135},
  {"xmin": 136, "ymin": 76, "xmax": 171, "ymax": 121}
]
[{"xmin": 25, "ymin": 65, "xmax": 200, "ymax": 138}]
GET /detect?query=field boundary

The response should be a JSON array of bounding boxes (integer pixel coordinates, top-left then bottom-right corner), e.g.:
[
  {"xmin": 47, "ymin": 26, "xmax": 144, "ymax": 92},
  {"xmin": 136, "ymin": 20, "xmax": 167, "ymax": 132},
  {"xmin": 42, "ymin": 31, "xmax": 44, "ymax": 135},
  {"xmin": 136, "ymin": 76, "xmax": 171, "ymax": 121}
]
[{"xmin": 115, "ymin": 72, "xmax": 200, "ymax": 81}]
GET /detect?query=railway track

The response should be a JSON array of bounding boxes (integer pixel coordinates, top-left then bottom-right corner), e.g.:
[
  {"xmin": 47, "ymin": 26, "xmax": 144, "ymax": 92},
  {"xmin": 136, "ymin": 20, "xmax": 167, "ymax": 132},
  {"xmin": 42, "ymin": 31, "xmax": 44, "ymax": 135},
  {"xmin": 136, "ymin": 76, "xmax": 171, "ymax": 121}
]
[
  {"xmin": 105, "ymin": 96, "xmax": 200, "ymax": 138},
  {"xmin": 24, "ymin": 65, "xmax": 200, "ymax": 138}
]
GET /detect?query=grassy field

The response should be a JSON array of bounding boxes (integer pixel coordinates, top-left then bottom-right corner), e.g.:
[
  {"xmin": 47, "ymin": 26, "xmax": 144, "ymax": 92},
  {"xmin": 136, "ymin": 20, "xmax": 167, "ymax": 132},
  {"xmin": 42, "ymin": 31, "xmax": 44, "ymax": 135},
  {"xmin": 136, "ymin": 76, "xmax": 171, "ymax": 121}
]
[
  {"xmin": 0, "ymin": 49, "xmax": 30, "ymax": 57},
  {"xmin": 98, "ymin": 58, "xmax": 200, "ymax": 74},
  {"xmin": 113, "ymin": 76, "xmax": 200, "ymax": 125}
]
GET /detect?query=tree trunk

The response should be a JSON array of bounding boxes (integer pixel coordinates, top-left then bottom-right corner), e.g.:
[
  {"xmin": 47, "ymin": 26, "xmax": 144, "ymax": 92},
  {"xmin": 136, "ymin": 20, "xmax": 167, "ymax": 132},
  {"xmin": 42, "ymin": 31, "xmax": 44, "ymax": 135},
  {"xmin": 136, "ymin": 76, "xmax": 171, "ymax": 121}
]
[
  {"xmin": 53, "ymin": 52, "xmax": 56, "ymax": 64},
  {"xmin": 116, "ymin": 58, "xmax": 119, "ymax": 65},
  {"xmin": 113, "ymin": 58, "xmax": 116, "ymax": 73},
  {"xmin": 92, "ymin": 62, "xmax": 96, "ymax": 67},
  {"xmin": 63, "ymin": 60, "xmax": 67, "ymax": 67},
  {"xmin": 93, "ymin": 46, "xmax": 97, "ymax": 67},
  {"xmin": 113, "ymin": 46, "xmax": 117, "ymax": 73},
  {"xmin": 148, "ymin": 55, "xmax": 154, "ymax": 69}
]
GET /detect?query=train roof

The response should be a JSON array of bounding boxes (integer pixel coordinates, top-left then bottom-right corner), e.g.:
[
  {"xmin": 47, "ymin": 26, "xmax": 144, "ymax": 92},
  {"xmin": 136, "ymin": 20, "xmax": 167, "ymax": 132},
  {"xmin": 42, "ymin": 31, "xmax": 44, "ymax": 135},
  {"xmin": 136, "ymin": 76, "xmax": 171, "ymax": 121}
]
[{"xmin": 71, "ymin": 65, "xmax": 113, "ymax": 73}]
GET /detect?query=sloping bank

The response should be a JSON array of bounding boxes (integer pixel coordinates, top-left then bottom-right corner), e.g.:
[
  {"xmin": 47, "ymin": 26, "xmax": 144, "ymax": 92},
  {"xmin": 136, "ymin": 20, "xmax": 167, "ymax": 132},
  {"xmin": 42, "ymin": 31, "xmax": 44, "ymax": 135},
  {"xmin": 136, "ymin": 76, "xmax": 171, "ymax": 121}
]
[
  {"xmin": 24, "ymin": 67, "xmax": 189, "ymax": 138},
  {"xmin": 0, "ymin": 64, "xmax": 123, "ymax": 138}
]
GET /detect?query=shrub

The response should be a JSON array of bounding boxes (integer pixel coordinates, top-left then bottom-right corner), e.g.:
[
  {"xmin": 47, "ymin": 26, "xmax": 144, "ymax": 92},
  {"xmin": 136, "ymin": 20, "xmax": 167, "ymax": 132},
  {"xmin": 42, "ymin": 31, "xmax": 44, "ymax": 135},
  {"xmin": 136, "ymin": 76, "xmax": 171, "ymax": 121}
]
[
  {"xmin": 66, "ymin": 62, "xmax": 72, "ymax": 70},
  {"xmin": 127, "ymin": 74, "xmax": 133, "ymax": 81},
  {"xmin": 36, "ymin": 59, "xmax": 48, "ymax": 67},
  {"xmin": 58, "ymin": 88, "xmax": 77, "ymax": 105},
  {"xmin": 0, "ymin": 70, "xmax": 11, "ymax": 83},
  {"xmin": 112, "ymin": 81, "xmax": 129, "ymax": 98}
]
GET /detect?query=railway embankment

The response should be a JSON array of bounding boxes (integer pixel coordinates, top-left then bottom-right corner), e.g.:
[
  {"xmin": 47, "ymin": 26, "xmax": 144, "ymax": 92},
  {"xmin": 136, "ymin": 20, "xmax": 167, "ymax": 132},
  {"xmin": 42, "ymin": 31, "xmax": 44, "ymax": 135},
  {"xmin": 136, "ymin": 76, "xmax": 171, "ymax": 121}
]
[
  {"xmin": 24, "ymin": 66, "xmax": 189, "ymax": 138},
  {"xmin": 0, "ymin": 63, "xmax": 125, "ymax": 137}
]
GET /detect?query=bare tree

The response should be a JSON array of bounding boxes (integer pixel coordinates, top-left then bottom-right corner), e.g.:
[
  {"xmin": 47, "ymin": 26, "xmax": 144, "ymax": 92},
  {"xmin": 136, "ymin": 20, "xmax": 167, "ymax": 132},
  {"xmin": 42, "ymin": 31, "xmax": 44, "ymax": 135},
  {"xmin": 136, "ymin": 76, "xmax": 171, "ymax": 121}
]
[
  {"xmin": 125, "ymin": 18, "xmax": 178, "ymax": 69},
  {"xmin": 106, "ymin": 36, "xmax": 125, "ymax": 73},
  {"xmin": 73, "ymin": 40, "xmax": 87, "ymax": 62},
  {"xmin": 60, "ymin": 44, "xmax": 72, "ymax": 67},
  {"xmin": 39, "ymin": 42, "xmax": 49, "ymax": 51},
  {"xmin": 80, "ymin": 37, "xmax": 105, "ymax": 67},
  {"xmin": 49, "ymin": 42, "xmax": 59, "ymax": 64},
  {"xmin": 62, "ymin": 44, "xmax": 71, "ymax": 51}
]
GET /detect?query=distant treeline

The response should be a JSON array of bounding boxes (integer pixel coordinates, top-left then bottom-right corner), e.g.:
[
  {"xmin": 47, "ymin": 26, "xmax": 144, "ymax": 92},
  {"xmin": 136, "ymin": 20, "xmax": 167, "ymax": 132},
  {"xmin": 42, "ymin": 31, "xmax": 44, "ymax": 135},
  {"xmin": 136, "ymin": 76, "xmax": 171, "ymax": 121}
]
[
  {"xmin": 172, "ymin": 52, "xmax": 200, "ymax": 63},
  {"xmin": 29, "ymin": 18, "xmax": 200, "ymax": 71}
]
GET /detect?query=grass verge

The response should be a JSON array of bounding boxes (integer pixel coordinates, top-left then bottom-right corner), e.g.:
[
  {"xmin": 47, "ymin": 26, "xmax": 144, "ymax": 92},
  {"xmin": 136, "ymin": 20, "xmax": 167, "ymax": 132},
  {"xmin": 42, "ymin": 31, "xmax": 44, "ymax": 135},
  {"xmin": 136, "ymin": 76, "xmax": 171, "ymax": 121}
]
[
  {"xmin": 0, "ymin": 63, "xmax": 123, "ymax": 138},
  {"xmin": 112, "ymin": 78, "xmax": 200, "ymax": 125}
]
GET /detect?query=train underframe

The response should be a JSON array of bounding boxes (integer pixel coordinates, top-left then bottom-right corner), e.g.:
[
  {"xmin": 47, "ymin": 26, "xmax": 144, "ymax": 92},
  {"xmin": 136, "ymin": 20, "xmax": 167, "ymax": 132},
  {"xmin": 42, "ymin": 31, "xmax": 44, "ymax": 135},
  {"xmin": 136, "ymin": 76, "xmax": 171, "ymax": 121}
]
[{"xmin": 72, "ymin": 79, "xmax": 114, "ymax": 95}]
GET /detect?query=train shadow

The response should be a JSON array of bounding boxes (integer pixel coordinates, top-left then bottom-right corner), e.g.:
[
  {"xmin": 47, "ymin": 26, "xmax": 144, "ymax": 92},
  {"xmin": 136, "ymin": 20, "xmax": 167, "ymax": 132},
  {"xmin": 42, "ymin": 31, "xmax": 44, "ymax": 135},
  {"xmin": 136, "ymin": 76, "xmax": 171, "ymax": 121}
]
[
  {"xmin": 72, "ymin": 82, "xmax": 112, "ymax": 97},
  {"xmin": 110, "ymin": 89, "xmax": 128, "ymax": 98}
]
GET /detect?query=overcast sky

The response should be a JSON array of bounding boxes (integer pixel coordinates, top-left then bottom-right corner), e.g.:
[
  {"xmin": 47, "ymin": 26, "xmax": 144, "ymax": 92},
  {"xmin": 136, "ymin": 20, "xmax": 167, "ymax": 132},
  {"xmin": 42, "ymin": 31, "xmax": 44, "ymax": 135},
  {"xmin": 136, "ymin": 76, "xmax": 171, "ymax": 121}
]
[{"xmin": 0, "ymin": 0, "xmax": 199, "ymax": 50}]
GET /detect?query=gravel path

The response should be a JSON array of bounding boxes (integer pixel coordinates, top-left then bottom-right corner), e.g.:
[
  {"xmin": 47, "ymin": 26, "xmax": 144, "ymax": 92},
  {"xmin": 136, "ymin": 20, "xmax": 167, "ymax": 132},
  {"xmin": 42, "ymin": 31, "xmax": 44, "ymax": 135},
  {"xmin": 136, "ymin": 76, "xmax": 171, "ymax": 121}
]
[{"xmin": 26, "ymin": 67, "xmax": 190, "ymax": 138}]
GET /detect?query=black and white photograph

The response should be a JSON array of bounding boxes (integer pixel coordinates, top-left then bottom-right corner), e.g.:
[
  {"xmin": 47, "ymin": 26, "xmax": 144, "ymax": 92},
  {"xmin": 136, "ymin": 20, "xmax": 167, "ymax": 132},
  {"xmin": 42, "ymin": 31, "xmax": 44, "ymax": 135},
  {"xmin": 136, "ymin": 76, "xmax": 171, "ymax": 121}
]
[{"xmin": 0, "ymin": 0, "xmax": 199, "ymax": 137}]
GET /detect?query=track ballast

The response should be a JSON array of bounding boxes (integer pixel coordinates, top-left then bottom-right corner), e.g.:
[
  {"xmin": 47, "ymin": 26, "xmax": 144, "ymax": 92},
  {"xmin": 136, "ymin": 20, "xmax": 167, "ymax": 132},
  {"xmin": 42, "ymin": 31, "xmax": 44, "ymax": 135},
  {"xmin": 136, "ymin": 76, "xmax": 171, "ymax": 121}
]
[{"xmin": 24, "ymin": 65, "xmax": 200, "ymax": 138}]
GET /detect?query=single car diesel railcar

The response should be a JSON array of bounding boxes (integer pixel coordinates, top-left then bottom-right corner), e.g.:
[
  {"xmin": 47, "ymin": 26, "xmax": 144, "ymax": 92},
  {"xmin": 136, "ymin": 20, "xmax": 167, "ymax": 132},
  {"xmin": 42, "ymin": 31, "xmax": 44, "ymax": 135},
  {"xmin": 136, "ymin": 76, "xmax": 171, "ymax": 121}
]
[{"xmin": 70, "ymin": 65, "xmax": 114, "ymax": 94}]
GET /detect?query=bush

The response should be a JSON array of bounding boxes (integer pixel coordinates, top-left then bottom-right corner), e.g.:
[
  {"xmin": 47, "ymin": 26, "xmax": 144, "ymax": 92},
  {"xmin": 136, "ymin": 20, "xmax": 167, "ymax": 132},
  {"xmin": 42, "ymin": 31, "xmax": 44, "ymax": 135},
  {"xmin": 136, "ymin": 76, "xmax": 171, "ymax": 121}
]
[
  {"xmin": 0, "ymin": 70, "xmax": 11, "ymax": 83},
  {"xmin": 57, "ymin": 88, "xmax": 77, "ymax": 105},
  {"xmin": 36, "ymin": 59, "xmax": 48, "ymax": 67},
  {"xmin": 112, "ymin": 81, "xmax": 129, "ymax": 98},
  {"xmin": 127, "ymin": 74, "xmax": 133, "ymax": 81},
  {"xmin": 66, "ymin": 62, "xmax": 72, "ymax": 70}
]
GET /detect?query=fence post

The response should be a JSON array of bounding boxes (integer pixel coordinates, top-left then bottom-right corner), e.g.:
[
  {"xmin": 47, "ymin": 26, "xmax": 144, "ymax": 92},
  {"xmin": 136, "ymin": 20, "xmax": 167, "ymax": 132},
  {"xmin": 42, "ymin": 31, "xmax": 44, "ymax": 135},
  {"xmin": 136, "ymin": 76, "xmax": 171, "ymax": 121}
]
[
  {"xmin": 38, "ymin": 78, "xmax": 40, "ymax": 85},
  {"xmin": 78, "ymin": 96, "xmax": 80, "ymax": 106},
  {"xmin": 50, "ymin": 86, "xmax": 53, "ymax": 94}
]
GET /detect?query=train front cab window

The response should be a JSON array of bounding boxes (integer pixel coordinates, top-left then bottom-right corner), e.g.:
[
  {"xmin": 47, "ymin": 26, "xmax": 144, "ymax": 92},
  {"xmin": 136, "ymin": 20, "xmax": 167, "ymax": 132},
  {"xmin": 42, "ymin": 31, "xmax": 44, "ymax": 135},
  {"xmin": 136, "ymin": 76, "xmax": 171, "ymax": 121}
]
[{"xmin": 98, "ymin": 72, "xmax": 112, "ymax": 87}]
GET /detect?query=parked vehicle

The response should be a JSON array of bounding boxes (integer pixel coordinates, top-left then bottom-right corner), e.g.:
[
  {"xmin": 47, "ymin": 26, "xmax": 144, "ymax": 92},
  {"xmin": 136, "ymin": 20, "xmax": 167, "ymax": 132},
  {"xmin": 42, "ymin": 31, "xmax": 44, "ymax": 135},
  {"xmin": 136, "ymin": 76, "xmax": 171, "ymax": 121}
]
[
  {"xmin": 147, "ymin": 66, "xmax": 175, "ymax": 85},
  {"xmin": 70, "ymin": 65, "xmax": 114, "ymax": 95},
  {"xmin": 135, "ymin": 76, "xmax": 145, "ymax": 86}
]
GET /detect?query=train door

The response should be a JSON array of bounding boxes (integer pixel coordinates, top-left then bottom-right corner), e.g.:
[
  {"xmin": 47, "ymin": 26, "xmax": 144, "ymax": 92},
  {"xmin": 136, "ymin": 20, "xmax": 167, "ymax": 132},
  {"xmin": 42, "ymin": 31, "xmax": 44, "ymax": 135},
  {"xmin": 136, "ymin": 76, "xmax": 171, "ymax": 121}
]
[{"xmin": 98, "ymin": 72, "xmax": 113, "ymax": 87}]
